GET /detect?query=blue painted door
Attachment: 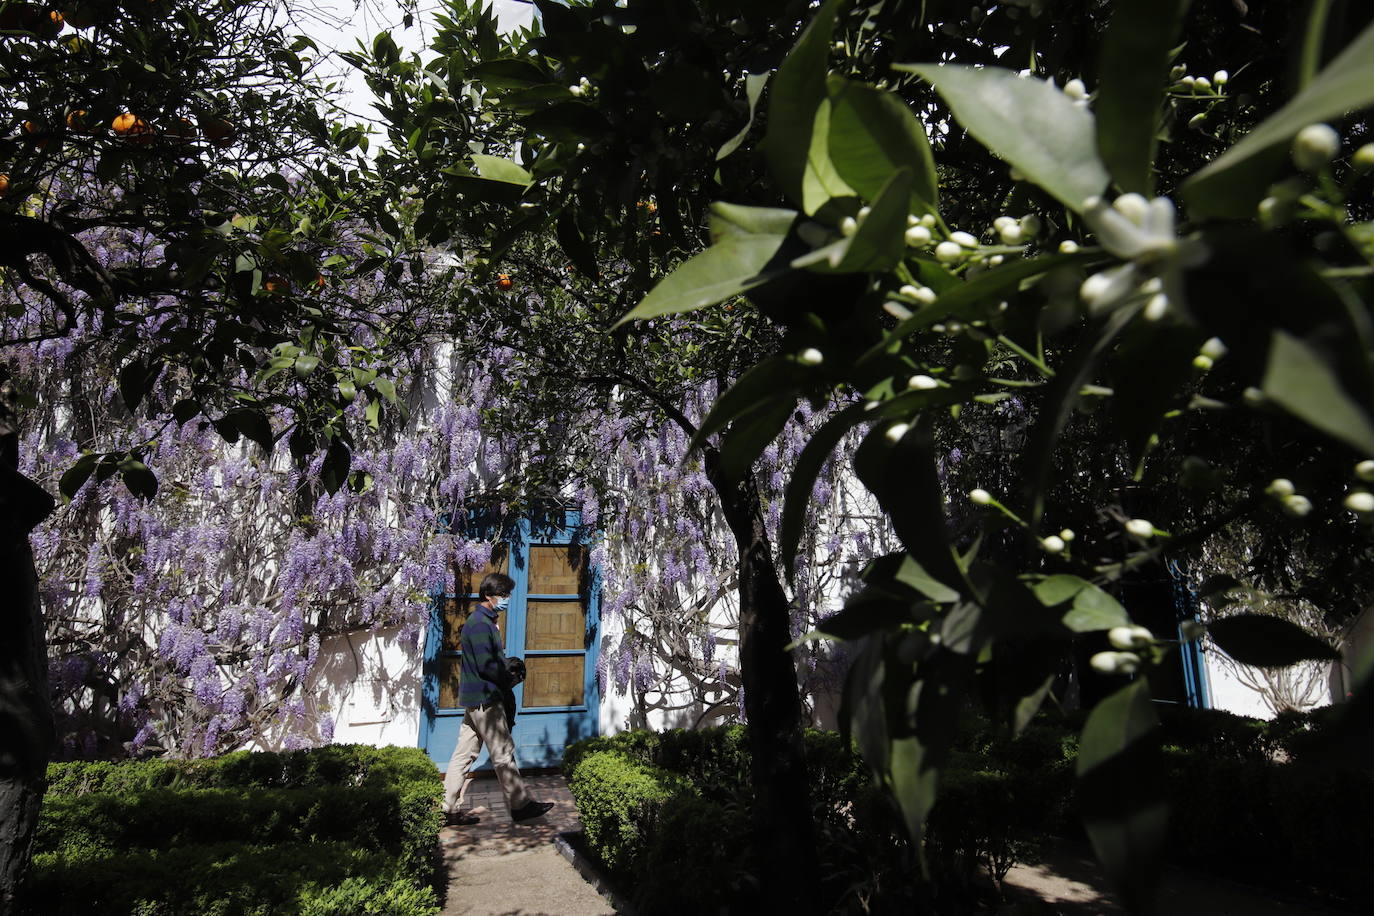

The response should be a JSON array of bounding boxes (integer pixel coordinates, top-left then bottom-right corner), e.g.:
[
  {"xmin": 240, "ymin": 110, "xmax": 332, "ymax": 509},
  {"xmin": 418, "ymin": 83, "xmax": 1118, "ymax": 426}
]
[{"xmin": 420, "ymin": 509, "xmax": 599, "ymax": 770}]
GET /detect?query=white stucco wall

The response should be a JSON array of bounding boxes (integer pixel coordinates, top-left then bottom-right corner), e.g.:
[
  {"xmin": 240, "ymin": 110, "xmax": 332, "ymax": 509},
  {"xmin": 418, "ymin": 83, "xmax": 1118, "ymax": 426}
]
[{"xmin": 310, "ymin": 626, "xmax": 423, "ymax": 747}]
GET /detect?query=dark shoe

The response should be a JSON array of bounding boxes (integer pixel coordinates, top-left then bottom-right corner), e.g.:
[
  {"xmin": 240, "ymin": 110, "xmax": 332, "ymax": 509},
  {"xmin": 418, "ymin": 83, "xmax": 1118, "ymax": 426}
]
[
  {"xmin": 511, "ymin": 800, "xmax": 554, "ymax": 823},
  {"xmin": 446, "ymin": 811, "xmax": 480, "ymax": 827}
]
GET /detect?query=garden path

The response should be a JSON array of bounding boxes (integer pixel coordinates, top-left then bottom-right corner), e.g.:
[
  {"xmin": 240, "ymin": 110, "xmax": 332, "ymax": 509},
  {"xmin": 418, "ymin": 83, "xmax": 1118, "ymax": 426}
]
[{"xmin": 438, "ymin": 773, "xmax": 614, "ymax": 916}]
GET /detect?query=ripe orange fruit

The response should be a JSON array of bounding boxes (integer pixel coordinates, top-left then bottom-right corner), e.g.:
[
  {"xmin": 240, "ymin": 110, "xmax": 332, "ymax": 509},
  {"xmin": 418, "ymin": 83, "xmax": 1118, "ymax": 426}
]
[
  {"xmin": 112, "ymin": 111, "xmax": 150, "ymax": 135},
  {"xmin": 263, "ymin": 275, "xmax": 287, "ymax": 294},
  {"xmin": 496, "ymin": 273, "xmax": 513, "ymax": 291},
  {"xmin": 199, "ymin": 116, "xmax": 235, "ymax": 147},
  {"xmin": 66, "ymin": 109, "xmax": 94, "ymax": 133},
  {"xmin": 0, "ymin": 174, "xmax": 10, "ymax": 196},
  {"xmin": 165, "ymin": 117, "xmax": 196, "ymax": 140},
  {"xmin": 313, "ymin": 273, "xmax": 326, "ymax": 290}
]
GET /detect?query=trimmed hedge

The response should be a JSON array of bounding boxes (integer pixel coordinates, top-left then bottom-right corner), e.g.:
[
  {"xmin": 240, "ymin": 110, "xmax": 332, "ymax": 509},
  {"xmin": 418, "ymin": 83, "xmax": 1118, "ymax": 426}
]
[
  {"xmin": 26, "ymin": 745, "xmax": 444, "ymax": 915},
  {"xmin": 564, "ymin": 711, "xmax": 1372, "ymax": 913}
]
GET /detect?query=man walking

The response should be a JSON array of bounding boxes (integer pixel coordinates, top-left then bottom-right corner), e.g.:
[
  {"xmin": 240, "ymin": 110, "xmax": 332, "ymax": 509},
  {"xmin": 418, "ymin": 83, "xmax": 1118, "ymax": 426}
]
[{"xmin": 443, "ymin": 572, "xmax": 554, "ymax": 826}]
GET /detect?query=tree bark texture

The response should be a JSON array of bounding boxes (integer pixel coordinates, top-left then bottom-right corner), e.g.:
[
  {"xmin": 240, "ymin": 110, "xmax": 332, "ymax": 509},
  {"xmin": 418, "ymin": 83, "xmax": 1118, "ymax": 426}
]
[
  {"xmin": 703, "ymin": 447, "xmax": 819, "ymax": 912},
  {"xmin": 0, "ymin": 406, "xmax": 56, "ymax": 915}
]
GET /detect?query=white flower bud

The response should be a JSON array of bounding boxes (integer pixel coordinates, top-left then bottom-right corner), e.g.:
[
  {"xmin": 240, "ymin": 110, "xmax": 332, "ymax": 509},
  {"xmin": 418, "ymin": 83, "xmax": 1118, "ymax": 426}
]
[
  {"xmin": 1194, "ymin": 76, "xmax": 1211, "ymax": 91},
  {"xmin": 1058, "ymin": 240, "xmax": 1080, "ymax": 254},
  {"xmin": 935, "ymin": 241, "xmax": 964, "ymax": 262},
  {"xmin": 907, "ymin": 213, "xmax": 921, "ymax": 227},
  {"xmin": 969, "ymin": 488, "xmax": 993, "ymax": 505},
  {"xmin": 1200, "ymin": 337, "xmax": 1228, "ymax": 360},
  {"xmin": 569, "ymin": 84, "xmax": 584, "ymax": 96},
  {"xmin": 1040, "ymin": 535, "xmax": 1066, "ymax": 554},
  {"xmin": 1354, "ymin": 144, "xmax": 1374, "ymax": 172},
  {"xmin": 1180, "ymin": 620, "xmax": 1207, "ymax": 641},
  {"xmin": 1293, "ymin": 124, "xmax": 1340, "ymax": 172},
  {"xmin": 914, "ymin": 286, "xmax": 937, "ymax": 305},
  {"xmin": 1242, "ymin": 387, "xmax": 1266, "ymax": 406},
  {"xmin": 839, "ymin": 216, "xmax": 858, "ymax": 237},
  {"xmin": 950, "ymin": 230, "xmax": 979, "ymax": 248},
  {"xmin": 1170, "ymin": 64, "xmax": 1187, "ymax": 80},
  {"xmin": 908, "ymin": 374, "xmax": 939, "ymax": 390},
  {"xmin": 987, "ymin": 254, "xmax": 1004, "ymax": 266},
  {"xmin": 1109, "ymin": 625, "xmax": 1153, "ymax": 650},
  {"xmin": 1019, "ymin": 214, "xmax": 1042, "ymax": 237},
  {"xmin": 885, "ymin": 422, "xmax": 910, "ymax": 443},
  {"xmin": 993, "ymin": 216, "xmax": 1017, "ymax": 233},
  {"xmin": 1192, "ymin": 354, "xmax": 1214, "ymax": 371},
  {"xmin": 1356, "ymin": 460, "xmax": 1374, "ymax": 482},
  {"xmin": 798, "ymin": 347, "xmax": 824, "ymax": 366},
  {"xmin": 1213, "ymin": 70, "xmax": 1228, "ymax": 86},
  {"xmin": 899, "ymin": 284, "xmax": 921, "ymax": 299},
  {"xmin": 1125, "ymin": 518, "xmax": 1154, "ymax": 539},
  {"xmin": 1344, "ymin": 491, "xmax": 1374, "ymax": 514},
  {"xmin": 1059, "ymin": 528, "xmax": 1075, "ymax": 542},
  {"xmin": 997, "ymin": 224, "xmax": 1024, "ymax": 245},
  {"xmin": 904, "ymin": 225, "xmax": 932, "ymax": 246},
  {"xmin": 1188, "ymin": 112, "xmax": 1208, "ymax": 129},
  {"xmin": 1181, "ymin": 75, "xmax": 1197, "ymax": 89},
  {"xmin": 1143, "ymin": 293, "xmax": 1169, "ymax": 321},
  {"xmin": 1064, "ymin": 78, "xmax": 1088, "ymax": 101},
  {"xmin": 1282, "ymin": 494, "xmax": 1313, "ymax": 517},
  {"xmin": 1113, "ymin": 193, "xmax": 1150, "ymax": 225},
  {"xmin": 857, "ymin": 205, "xmax": 872, "ymax": 221},
  {"xmin": 882, "ymin": 301, "xmax": 914, "ymax": 320},
  {"xmin": 1091, "ymin": 651, "xmax": 1140, "ymax": 675},
  {"xmin": 920, "ymin": 213, "xmax": 937, "ymax": 228},
  {"xmin": 1080, "ymin": 272, "xmax": 1115, "ymax": 305},
  {"xmin": 1266, "ymin": 478, "xmax": 1295, "ymax": 498}
]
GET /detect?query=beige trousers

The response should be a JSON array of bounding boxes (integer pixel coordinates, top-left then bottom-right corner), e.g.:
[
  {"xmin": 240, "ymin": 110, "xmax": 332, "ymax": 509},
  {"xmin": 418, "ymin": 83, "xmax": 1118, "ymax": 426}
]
[{"xmin": 442, "ymin": 702, "xmax": 532, "ymax": 815}]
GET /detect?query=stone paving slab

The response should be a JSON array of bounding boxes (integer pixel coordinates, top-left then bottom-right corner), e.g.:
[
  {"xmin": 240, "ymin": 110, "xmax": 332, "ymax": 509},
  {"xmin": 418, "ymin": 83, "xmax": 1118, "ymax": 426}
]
[{"xmin": 438, "ymin": 773, "xmax": 615, "ymax": 916}]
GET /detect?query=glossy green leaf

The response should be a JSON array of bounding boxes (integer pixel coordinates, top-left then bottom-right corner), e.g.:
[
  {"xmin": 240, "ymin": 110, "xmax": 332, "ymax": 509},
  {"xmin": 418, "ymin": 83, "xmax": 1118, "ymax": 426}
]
[
  {"xmin": 1095, "ymin": 0, "xmax": 1192, "ymax": 194},
  {"xmin": 470, "ymin": 153, "xmax": 533, "ymax": 186},
  {"xmin": 717, "ymin": 399, "xmax": 795, "ymax": 483},
  {"xmin": 707, "ymin": 203, "xmax": 798, "ymax": 242},
  {"xmin": 900, "ymin": 65, "xmax": 1110, "ymax": 211},
  {"xmin": 689, "ymin": 356, "xmax": 806, "ymax": 453},
  {"xmin": 716, "ymin": 71, "xmax": 769, "ymax": 162},
  {"xmin": 1032, "ymin": 575, "xmax": 1130, "ymax": 632},
  {"xmin": 1262, "ymin": 331, "xmax": 1374, "ymax": 456},
  {"xmin": 813, "ymin": 592, "xmax": 927, "ymax": 641},
  {"xmin": 802, "ymin": 99, "xmax": 858, "ymax": 215},
  {"xmin": 764, "ymin": 0, "xmax": 842, "ymax": 208},
  {"xmin": 1076, "ymin": 679, "xmax": 1167, "ymax": 914},
  {"xmin": 59, "ymin": 454, "xmax": 99, "ymax": 500},
  {"xmin": 1210, "ymin": 614, "xmax": 1340, "ymax": 668},
  {"xmin": 618, "ymin": 233, "xmax": 790, "ymax": 325},
  {"xmin": 320, "ymin": 439, "xmax": 351, "ymax": 495},
  {"xmin": 795, "ymin": 168, "xmax": 911, "ymax": 273},
  {"xmin": 1183, "ymin": 19, "xmax": 1374, "ymax": 218},
  {"xmin": 894, "ymin": 555, "xmax": 960, "ymax": 604},
  {"xmin": 119, "ymin": 460, "xmax": 158, "ymax": 501},
  {"xmin": 827, "ymin": 76, "xmax": 938, "ymax": 213}
]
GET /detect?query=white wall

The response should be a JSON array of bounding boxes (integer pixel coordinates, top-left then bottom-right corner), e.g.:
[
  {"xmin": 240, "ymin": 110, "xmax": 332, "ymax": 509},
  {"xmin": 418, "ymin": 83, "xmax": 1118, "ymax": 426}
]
[{"xmin": 310, "ymin": 626, "xmax": 423, "ymax": 747}]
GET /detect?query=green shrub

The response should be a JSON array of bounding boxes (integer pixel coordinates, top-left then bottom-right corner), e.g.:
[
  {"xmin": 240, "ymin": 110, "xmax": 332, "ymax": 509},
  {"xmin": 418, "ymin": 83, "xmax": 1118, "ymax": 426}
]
[
  {"xmin": 566, "ymin": 750, "xmax": 698, "ymax": 874},
  {"xmin": 30, "ymin": 746, "xmax": 444, "ymax": 915}
]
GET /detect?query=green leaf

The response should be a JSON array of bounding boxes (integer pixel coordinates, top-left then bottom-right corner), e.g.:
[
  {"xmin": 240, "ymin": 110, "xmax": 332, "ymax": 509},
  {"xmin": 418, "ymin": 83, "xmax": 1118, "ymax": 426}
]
[
  {"xmin": 796, "ymin": 169, "xmax": 912, "ymax": 274},
  {"xmin": 707, "ymin": 203, "xmax": 797, "ymax": 242},
  {"xmin": 827, "ymin": 76, "xmax": 938, "ymax": 214},
  {"xmin": 894, "ymin": 555, "xmax": 960, "ymax": 604},
  {"xmin": 228, "ymin": 409, "xmax": 274, "ymax": 453},
  {"xmin": 119, "ymin": 460, "xmax": 158, "ymax": 501},
  {"xmin": 813, "ymin": 592, "xmax": 929, "ymax": 641},
  {"xmin": 1033, "ymin": 575, "xmax": 1130, "ymax": 633},
  {"xmin": 780, "ymin": 402, "xmax": 870, "ymax": 578},
  {"xmin": 320, "ymin": 439, "xmax": 351, "ymax": 495},
  {"xmin": 1182, "ymin": 20, "xmax": 1374, "ymax": 218},
  {"xmin": 617, "ymin": 234, "xmax": 790, "ymax": 325},
  {"xmin": 293, "ymin": 355, "xmax": 320, "ymax": 378},
  {"xmin": 1076, "ymin": 679, "xmax": 1167, "ymax": 915},
  {"xmin": 171, "ymin": 399, "xmax": 201, "ymax": 426},
  {"xmin": 59, "ymin": 454, "xmax": 99, "ymax": 500},
  {"xmin": 801, "ymin": 99, "xmax": 858, "ymax": 215},
  {"xmin": 469, "ymin": 57, "xmax": 549, "ymax": 90},
  {"xmin": 716, "ymin": 71, "xmax": 769, "ymax": 162},
  {"xmin": 373, "ymin": 377, "xmax": 397, "ymax": 404},
  {"xmin": 1095, "ymin": 0, "xmax": 1192, "ymax": 194},
  {"xmin": 690, "ymin": 356, "xmax": 807, "ymax": 451},
  {"xmin": 470, "ymin": 153, "xmax": 533, "ymax": 186},
  {"xmin": 899, "ymin": 65, "xmax": 1110, "ymax": 212},
  {"xmin": 1262, "ymin": 331, "xmax": 1374, "ymax": 455},
  {"xmin": 1210, "ymin": 614, "xmax": 1340, "ymax": 668},
  {"xmin": 118, "ymin": 359, "xmax": 160, "ymax": 412},
  {"xmin": 557, "ymin": 209, "xmax": 600, "ymax": 279},
  {"xmin": 717, "ymin": 399, "xmax": 795, "ymax": 483},
  {"xmin": 764, "ymin": 0, "xmax": 843, "ymax": 208}
]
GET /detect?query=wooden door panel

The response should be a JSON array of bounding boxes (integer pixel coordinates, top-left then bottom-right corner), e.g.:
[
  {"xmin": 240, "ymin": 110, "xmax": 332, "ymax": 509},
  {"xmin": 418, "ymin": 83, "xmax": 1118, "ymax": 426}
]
[
  {"xmin": 523, "ymin": 655, "xmax": 585, "ymax": 707},
  {"xmin": 528, "ymin": 544, "xmax": 586, "ymax": 595},
  {"xmin": 525, "ymin": 599, "xmax": 585, "ymax": 650}
]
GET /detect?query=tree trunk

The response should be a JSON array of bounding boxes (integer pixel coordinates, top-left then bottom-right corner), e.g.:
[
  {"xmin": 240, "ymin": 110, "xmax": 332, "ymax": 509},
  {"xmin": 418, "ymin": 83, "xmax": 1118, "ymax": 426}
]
[
  {"xmin": 0, "ymin": 395, "xmax": 56, "ymax": 915},
  {"xmin": 703, "ymin": 447, "xmax": 819, "ymax": 912}
]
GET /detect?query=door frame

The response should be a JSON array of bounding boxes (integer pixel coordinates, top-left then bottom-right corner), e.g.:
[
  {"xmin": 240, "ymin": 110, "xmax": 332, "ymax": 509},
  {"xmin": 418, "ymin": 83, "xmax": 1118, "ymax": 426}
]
[{"xmin": 419, "ymin": 506, "xmax": 601, "ymax": 769}]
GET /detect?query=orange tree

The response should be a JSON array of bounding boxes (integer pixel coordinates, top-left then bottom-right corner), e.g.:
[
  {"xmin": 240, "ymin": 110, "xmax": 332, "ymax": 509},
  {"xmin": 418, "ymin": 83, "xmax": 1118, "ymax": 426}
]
[
  {"xmin": 0, "ymin": 1, "xmax": 423, "ymax": 907},
  {"xmin": 362, "ymin": 0, "xmax": 1374, "ymax": 910}
]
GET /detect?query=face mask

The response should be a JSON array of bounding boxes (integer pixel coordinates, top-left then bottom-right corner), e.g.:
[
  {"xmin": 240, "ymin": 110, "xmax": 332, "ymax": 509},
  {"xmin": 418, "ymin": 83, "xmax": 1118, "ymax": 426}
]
[{"xmin": 492, "ymin": 596, "xmax": 511, "ymax": 611}]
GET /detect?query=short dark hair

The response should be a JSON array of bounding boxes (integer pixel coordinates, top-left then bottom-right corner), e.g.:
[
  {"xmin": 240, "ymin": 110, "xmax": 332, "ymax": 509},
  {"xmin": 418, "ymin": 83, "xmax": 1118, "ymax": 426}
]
[{"xmin": 478, "ymin": 572, "xmax": 515, "ymax": 599}]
